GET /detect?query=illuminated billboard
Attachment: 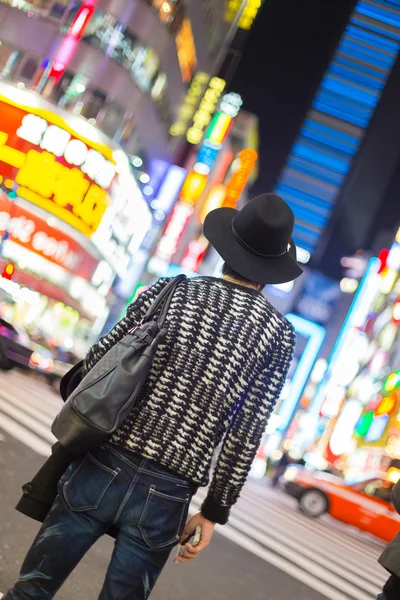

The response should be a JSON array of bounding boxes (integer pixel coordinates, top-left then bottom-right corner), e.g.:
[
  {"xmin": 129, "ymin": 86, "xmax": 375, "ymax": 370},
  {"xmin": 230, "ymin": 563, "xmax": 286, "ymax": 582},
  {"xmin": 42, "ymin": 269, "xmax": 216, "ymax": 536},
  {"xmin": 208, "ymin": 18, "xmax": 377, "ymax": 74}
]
[
  {"xmin": 0, "ymin": 83, "xmax": 151, "ymax": 278},
  {"xmin": 0, "ymin": 95, "xmax": 114, "ymax": 238},
  {"xmin": 0, "ymin": 193, "xmax": 98, "ymax": 280}
]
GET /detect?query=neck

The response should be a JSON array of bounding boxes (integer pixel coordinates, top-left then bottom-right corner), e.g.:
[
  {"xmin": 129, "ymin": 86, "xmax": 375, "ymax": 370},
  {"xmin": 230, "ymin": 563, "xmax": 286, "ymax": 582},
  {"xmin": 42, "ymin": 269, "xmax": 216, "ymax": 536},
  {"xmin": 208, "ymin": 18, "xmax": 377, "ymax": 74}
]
[{"xmin": 222, "ymin": 274, "xmax": 260, "ymax": 291}]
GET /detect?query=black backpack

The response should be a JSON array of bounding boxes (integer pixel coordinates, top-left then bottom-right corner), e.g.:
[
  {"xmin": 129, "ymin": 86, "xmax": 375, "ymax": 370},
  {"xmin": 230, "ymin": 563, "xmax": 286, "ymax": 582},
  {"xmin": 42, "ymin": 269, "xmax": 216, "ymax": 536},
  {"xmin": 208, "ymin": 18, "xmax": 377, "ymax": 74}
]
[{"xmin": 52, "ymin": 276, "xmax": 185, "ymax": 456}]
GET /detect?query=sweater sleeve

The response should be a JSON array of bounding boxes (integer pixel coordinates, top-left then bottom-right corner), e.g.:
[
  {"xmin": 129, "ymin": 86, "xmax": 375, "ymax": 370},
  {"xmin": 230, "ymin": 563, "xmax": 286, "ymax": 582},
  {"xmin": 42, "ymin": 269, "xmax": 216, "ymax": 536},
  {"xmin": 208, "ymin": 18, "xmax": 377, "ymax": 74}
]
[
  {"xmin": 201, "ymin": 323, "xmax": 296, "ymax": 525},
  {"xmin": 84, "ymin": 278, "xmax": 170, "ymax": 372}
]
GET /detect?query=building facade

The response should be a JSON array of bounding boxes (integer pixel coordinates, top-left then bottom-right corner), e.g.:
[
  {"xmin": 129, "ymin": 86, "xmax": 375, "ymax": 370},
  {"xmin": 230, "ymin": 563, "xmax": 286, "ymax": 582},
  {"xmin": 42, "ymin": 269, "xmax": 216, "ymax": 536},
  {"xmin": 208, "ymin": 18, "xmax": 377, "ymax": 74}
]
[{"xmin": 0, "ymin": 0, "xmax": 258, "ymax": 355}]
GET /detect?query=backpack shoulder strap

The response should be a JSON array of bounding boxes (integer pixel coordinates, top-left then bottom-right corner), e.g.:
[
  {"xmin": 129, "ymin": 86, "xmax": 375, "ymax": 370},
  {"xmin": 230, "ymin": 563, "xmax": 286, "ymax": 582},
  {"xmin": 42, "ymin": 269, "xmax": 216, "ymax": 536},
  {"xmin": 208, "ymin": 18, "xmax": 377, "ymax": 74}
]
[{"xmin": 142, "ymin": 275, "xmax": 186, "ymax": 324}]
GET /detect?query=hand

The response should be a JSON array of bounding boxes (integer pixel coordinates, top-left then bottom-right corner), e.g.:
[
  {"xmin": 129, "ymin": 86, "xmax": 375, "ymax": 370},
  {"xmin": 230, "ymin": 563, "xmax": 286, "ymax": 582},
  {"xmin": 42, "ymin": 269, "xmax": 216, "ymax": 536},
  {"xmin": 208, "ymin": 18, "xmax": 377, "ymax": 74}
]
[{"xmin": 174, "ymin": 513, "xmax": 215, "ymax": 564}]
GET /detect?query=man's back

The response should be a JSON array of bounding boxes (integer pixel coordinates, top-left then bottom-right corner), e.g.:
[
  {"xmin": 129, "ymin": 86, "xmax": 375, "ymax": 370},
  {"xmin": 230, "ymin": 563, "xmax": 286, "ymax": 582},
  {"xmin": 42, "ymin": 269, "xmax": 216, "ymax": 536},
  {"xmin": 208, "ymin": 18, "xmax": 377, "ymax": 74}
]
[{"xmin": 86, "ymin": 275, "xmax": 295, "ymax": 523}]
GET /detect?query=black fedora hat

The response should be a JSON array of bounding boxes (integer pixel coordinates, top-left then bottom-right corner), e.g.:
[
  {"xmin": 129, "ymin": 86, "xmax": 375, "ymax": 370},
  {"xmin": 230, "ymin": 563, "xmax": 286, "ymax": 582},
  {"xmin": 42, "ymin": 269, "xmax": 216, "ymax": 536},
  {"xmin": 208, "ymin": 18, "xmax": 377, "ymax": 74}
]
[{"xmin": 203, "ymin": 193, "xmax": 303, "ymax": 285}]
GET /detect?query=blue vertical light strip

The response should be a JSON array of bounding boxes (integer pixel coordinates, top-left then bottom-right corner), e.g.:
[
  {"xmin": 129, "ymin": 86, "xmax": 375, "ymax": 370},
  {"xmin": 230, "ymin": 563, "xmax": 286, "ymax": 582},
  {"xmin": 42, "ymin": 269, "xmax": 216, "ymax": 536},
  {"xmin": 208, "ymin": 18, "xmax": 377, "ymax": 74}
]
[
  {"xmin": 277, "ymin": 314, "xmax": 326, "ymax": 432},
  {"xmin": 275, "ymin": 0, "xmax": 400, "ymax": 253}
]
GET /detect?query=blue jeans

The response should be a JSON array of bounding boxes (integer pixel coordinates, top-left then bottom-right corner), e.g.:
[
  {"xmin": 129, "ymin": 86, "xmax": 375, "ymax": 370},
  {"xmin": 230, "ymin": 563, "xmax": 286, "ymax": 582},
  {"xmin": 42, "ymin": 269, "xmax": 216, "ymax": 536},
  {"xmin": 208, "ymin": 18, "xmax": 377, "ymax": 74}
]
[{"xmin": 5, "ymin": 443, "xmax": 194, "ymax": 599}]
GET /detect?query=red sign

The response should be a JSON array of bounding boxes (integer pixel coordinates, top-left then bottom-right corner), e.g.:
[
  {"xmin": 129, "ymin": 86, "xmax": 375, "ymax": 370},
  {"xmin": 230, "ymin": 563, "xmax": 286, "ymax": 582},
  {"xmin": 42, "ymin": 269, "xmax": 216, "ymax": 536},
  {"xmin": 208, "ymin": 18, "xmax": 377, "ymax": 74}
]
[{"xmin": 0, "ymin": 194, "xmax": 98, "ymax": 280}]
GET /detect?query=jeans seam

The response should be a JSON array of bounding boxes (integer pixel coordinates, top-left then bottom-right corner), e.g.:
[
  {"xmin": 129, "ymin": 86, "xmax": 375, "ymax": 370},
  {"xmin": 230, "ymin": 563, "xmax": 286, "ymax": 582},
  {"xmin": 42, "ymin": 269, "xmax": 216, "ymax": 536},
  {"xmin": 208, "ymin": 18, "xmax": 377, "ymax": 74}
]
[
  {"xmin": 102, "ymin": 444, "xmax": 141, "ymax": 472},
  {"xmin": 113, "ymin": 459, "xmax": 146, "ymax": 523},
  {"xmin": 87, "ymin": 452, "xmax": 121, "ymax": 476},
  {"xmin": 150, "ymin": 489, "xmax": 190, "ymax": 503},
  {"xmin": 139, "ymin": 466, "xmax": 191, "ymax": 486},
  {"xmin": 105, "ymin": 444, "xmax": 190, "ymax": 487}
]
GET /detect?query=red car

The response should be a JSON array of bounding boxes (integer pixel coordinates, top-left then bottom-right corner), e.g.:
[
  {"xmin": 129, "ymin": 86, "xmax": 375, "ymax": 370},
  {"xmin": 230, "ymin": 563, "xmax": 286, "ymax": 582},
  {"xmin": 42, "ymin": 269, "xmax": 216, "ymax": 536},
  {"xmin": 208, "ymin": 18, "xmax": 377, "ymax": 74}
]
[{"xmin": 284, "ymin": 465, "xmax": 400, "ymax": 542}]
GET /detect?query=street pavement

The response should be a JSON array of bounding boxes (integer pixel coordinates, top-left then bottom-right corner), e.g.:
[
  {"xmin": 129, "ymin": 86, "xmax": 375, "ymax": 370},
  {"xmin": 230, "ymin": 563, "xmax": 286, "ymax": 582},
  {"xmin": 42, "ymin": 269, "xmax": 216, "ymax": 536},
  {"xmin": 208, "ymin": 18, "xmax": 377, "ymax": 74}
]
[{"xmin": 0, "ymin": 369, "xmax": 390, "ymax": 600}]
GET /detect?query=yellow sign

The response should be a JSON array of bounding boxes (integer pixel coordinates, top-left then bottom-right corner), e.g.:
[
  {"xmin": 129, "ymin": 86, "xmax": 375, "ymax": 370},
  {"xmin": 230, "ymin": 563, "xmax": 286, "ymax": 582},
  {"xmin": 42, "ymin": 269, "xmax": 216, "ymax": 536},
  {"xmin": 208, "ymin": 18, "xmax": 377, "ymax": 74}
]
[
  {"xmin": 224, "ymin": 148, "xmax": 258, "ymax": 207},
  {"xmin": 0, "ymin": 100, "xmax": 112, "ymax": 237},
  {"xmin": 176, "ymin": 19, "xmax": 197, "ymax": 83},
  {"xmin": 186, "ymin": 77, "xmax": 226, "ymax": 145},
  {"xmin": 225, "ymin": 0, "xmax": 263, "ymax": 30},
  {"xmin": 169, "ymin": 72, "xmax": 210, "ymax": 137},
  {"xmin": 180, "ymin": 171, "xmax": 207, "ymax": 205},
  {"xmin": 200, "ymin": 184, "xmax": 226, "ymax": 223},
  {"xmin": 15, "ymin": 150, "xmax": 108, "ymax": 234}
]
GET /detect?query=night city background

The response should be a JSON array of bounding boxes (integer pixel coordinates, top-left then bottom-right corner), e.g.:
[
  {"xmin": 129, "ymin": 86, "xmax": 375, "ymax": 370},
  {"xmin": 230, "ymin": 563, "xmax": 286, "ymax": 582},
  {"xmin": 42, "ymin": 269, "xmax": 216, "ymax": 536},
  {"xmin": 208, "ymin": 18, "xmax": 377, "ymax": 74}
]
[{"xmin": 1, "ymin": 1, "xmax": 400, "ymax": 599}]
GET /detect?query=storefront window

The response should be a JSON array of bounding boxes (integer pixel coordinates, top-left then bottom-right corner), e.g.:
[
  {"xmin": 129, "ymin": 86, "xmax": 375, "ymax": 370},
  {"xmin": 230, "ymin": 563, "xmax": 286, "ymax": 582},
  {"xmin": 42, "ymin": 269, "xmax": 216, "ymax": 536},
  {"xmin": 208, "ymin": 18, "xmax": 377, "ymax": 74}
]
[
  {"xmin": 49, "ymin": 0, "xmax": 68, "ymax": 19},
  {"xmin": 19, "ymin": 56, "xmax": 39, "ymax": 81},
  {"xmin": 80, "ymin": 88, "xmax": 107, "ymax": 121},
  {"xmin": 0, "ymin": 41, "xmax": 23, "ymax": 79},
  {"xmin": 62, "ymin": 3, "xmax": 167, "ymax": 104},
  {"xmin": 46, "ymin": 69, "xmax": 74, "ymax": 104},
  {"xmin": 43, "ymin": 69, "xmax": 134, "ymax": 139},
  {"xmin": 57, "ymin": 72, "xmax": 88, "ymax": 109},
  {"xmin": 130, "ymin": 46, "xmax": 160, "ymax": 94},
  {"xmin": 0, "ymin": 0, "xmax": 63, "ymax": 18},
  {"xmin": 100, "ymin": 102, "xmax": 124, "ymax": 139},
  {"xmin": 148, "ymin": 0, "xmax": 185, "ymax": 34}
]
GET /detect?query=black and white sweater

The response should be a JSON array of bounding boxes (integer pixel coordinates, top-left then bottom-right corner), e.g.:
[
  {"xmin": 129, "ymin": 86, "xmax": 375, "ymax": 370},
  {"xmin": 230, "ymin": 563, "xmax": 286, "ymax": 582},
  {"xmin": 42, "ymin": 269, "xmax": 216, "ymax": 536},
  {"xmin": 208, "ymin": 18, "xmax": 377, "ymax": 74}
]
[{"xmin": 85, "ymin": 276, "xmax": 295, "ymax": 524}]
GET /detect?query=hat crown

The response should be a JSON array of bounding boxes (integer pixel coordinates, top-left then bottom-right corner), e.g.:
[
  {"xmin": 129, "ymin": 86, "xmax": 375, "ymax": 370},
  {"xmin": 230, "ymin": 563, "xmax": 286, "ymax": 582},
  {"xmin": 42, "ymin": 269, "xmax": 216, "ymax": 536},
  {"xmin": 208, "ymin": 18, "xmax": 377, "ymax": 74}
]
[{"xmin": 233, "ymin": 193, "xmax": 295, "ymax": 257}]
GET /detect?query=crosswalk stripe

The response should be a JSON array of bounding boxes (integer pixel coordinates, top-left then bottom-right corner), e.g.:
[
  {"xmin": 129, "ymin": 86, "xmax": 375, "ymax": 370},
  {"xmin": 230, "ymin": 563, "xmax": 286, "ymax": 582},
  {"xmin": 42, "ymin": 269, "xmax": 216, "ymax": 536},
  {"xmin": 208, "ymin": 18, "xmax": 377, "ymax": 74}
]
[
  {"xmin": 0, "ymin": 410, "xmax": 51, "ymax": 456},
  {"xmin": 1, "ymin": 372, "xmax": 60, "ymax": 410},
  {"xmin": 0, "ymin": 391, "xmax": 56, "ymax": 426},
  {"xmin": 0, "ymin": 397, "xmax": 56, "ymax": 444}
]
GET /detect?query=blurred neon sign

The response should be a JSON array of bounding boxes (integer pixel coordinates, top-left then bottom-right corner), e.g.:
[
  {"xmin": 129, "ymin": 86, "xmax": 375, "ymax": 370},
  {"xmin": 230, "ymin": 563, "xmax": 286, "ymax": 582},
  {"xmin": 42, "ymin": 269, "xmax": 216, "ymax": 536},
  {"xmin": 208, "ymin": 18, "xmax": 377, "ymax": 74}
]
[
  {"xmin": 169, "ymin": 72, "xmax": 209, "ymax": 137},
  {"xmin": 205, "ymin": 113, "xmax": 233, "ymax": 145},
  {"xmin": 383, "ymin": 370, "xmax": 400, "ymax": 393},
  {"xmin": 176, "ymin": 19, "xmax": 197, "ymax": 83},
  {"xmin": 193, "ymin": 92, "xmax": 242, "ymax": 176},
  {"xmin": 0, "ymin": 193, "xmax": 98, "ymax": 279},
  {"xmin": 148, "ymin": 202, "xmax": 193, "ymax": 275},
  {"xmin": 0, "ymin": 96, "xmax": 114, "ymax": 237},
  {"xmin": 309, "ymin": 258, "xmax": 380, "ymax": 421},
  {"xmin": 50, "ymin": 3, "xmax": 95, "ymax": 80},
  {"xmin": 180, "ymin": 171, "xmax": 207, "ymax": 205},
  {"xmin": 186, "ymin": 77, "xmax": 226, "ymax": 145},
  {"xmin": 224, "ymin": 148, "xmax": 258, "ymax": 207},
  {"xmin": 225, "ymin": 0, "xmax": 263, "ymax": 30}
]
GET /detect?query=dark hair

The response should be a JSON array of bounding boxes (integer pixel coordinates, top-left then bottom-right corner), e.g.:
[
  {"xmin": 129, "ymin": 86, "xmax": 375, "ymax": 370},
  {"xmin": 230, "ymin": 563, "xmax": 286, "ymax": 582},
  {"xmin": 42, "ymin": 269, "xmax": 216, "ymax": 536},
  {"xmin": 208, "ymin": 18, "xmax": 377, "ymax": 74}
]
[{"xmin": 221, "ymin": 263, "xmax": 263, "ymax": 289}]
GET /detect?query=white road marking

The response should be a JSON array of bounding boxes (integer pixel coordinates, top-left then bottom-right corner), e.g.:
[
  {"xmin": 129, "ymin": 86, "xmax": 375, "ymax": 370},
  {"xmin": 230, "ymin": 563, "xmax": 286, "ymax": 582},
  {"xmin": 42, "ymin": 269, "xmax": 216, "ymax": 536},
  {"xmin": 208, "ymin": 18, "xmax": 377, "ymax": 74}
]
[
  {"xmin": 0, "ymin": 397, "xmax": 56, "ymax": 444},
  {"xmin": 0, "ymin": 411, "xmax": 51, "ymax": 456}
]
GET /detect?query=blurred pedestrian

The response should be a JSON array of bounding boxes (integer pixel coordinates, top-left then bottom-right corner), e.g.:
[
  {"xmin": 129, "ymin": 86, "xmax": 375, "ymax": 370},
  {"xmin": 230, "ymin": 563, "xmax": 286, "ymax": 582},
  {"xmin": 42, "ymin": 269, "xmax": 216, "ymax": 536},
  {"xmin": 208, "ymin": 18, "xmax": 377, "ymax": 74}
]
[
  {"xmin": 377, "ymin": 478, "xmax": 400, "ymax": 599},
  {"xmin": 271, "ymin": 451, "xmax": 291, "ymax": 487},
  {"xmin": 5, "ymin": 194, "xmax": 302, "ymax": 600}
]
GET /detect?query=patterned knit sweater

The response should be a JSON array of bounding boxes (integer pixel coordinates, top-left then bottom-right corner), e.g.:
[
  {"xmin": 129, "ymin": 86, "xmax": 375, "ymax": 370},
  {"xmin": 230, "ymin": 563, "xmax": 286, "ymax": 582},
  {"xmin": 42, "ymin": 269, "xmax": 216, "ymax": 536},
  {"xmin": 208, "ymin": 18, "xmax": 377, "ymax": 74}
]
[{"xmin": 85, "ymin": 276, "xmax": 295, "ymax": 524}]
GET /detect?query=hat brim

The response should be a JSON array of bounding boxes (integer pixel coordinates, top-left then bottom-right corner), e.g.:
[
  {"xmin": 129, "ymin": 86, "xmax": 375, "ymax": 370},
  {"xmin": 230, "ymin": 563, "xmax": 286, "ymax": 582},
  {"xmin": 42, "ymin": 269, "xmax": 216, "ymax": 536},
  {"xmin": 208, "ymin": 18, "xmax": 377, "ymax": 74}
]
[{"xmin": 204, "ymin": 208, "xmax": 304, "ymax": 285}]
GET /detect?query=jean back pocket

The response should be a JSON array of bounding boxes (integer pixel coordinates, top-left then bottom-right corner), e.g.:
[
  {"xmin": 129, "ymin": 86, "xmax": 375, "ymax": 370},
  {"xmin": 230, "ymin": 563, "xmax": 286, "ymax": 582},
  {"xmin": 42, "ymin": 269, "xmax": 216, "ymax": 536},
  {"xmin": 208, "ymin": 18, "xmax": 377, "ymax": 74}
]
[
  {"xmin": 139, "ymin": 486, "xmax": 190, "ymax": 549},
  {"xmin": 62, "ymin": 453, "xmax": 120, "ymax": 512}
]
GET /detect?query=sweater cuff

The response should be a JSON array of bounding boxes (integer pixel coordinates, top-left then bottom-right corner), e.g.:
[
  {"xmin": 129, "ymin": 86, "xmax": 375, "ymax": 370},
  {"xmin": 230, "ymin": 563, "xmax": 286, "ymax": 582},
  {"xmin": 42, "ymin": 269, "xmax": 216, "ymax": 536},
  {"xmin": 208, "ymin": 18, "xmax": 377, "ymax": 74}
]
[
  {"xmin": 201, "ymin": 495, "xmax": 230, "ymax": 525},
  {"xmin": 384, "ymin": 574, "xmax": 400, "ymax": 597}
]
